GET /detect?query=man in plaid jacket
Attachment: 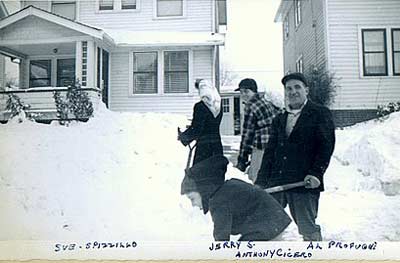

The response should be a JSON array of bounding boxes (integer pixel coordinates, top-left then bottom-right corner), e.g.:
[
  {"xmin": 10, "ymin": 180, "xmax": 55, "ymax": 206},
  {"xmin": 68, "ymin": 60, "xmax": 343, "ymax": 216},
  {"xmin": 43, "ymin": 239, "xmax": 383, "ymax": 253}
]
[{"xmin": 235, "ymin": 78, "xmax": 280, "ymax": 182}]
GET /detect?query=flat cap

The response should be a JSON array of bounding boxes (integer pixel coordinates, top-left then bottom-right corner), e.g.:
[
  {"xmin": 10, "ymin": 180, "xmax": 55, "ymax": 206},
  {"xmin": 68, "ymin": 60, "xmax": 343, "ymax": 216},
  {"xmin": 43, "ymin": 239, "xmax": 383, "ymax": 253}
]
[{"xmin": 281, "ymin": 72, "xmax": 308, "ymax": 86}]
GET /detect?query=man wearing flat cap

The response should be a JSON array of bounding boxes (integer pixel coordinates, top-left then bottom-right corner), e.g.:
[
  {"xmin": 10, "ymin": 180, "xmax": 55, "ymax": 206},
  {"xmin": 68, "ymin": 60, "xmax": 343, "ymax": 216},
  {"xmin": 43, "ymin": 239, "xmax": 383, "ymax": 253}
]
[
  {"xmin": 255, "ymin": 72, "xmax": 335, "ymax": 241},
  {"xmin": 235, "ymin": 78, "xmax": 280, "ymax": 183}
]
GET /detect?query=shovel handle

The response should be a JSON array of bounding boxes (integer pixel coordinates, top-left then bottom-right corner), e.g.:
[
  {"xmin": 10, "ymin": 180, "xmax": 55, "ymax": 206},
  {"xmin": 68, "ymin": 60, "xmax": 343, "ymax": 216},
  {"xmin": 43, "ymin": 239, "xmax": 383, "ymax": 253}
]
[{"xmin": 264, "ymin": 181, "xmax": 306, "ymax": 194}]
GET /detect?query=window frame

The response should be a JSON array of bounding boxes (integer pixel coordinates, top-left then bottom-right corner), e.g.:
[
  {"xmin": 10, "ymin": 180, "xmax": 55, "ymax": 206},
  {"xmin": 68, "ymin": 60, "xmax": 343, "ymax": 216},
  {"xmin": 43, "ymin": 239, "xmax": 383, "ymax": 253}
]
[
  {"xmin": 29, "ymin": 59, "xmax": 52, "ymax": 88},
  {"xmin": 56, "ymin": 58, "xmax": 76, "ymax": 87},
  {"xmin": 51, "ymin": 0, "xmax": 77, "ymax": 20},
  {"xmin": 121, "ymin": 0, "xmax": 137, "ymax": 10},
  {"xmin": 296, "ymin": 55, "xmax": 304, "ymax": 73},
  {"xmin": 217, "ymin": 0, "xmax": 227, "ymax": 26},
  {"xmin": 221, "ymin": 98, "xmax": 230, "ymax": 113},
  {"xmin": 163, "ymin": 50, "xmax": 189, "ymax": 94},
  {"xmin": 361, "ymin": 28, "xmax": 388, "ymax": 77},
  {"xmin": 96, "ymin": 0, "xmax": 140, "ymax": 13},
  {"xmin": 154, "ymin": 0, "xmax": 186, "ymax": 19},
  {"xmin": 132, "ymin": 51, "xmax": 158, "ymax": 95},
  {"xmin": 392, "ymin": 28, "xmax": 400, "ymax": 76},
  {"xmin": 128, "ymin": 49, "xmax": 194, "ymax": 97},
  {"xmin": 283, "ymin": 14, "xmax": 289, "ymax": 41},
  {"xmin": 294, "ymin": 0, "xmax": 301, "ymax": 28}
]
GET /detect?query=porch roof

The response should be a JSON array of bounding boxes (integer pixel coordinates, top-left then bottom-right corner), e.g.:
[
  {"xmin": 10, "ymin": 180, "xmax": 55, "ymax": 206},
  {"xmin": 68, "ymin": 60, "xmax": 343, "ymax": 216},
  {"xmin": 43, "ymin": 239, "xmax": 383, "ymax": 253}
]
[
  {"xmin": 0, "ymin": 5, "xmax": 113, "ymax": 42},
  {"xmin": 104, "ymin": 30, "xmax": 225, "ymax": 47}
]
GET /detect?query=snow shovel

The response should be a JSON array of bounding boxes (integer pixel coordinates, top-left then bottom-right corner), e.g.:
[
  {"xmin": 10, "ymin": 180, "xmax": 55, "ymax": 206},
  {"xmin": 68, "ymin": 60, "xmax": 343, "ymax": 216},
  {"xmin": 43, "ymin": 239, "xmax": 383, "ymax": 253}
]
[
  {"xmin": 264, "ymin": 181, "xmax": 308, "ymax": 194},
  {"xmin": 184, "ymin": 142, "xmax": 197, "ymax": 175}
]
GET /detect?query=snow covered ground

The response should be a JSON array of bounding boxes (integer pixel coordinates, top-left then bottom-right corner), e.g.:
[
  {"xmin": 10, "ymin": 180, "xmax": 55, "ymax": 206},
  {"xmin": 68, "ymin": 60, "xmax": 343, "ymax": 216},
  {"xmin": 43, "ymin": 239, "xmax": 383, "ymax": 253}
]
[{"xmin": 0, "ymin": 104, "xmax": 399, "ymax": 242}]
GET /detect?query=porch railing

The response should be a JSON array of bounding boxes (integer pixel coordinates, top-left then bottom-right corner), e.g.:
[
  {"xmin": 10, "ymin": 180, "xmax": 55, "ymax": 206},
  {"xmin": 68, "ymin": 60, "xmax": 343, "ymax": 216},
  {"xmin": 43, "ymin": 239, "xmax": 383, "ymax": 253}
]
[{"xmin": 0, "ymin": 87, "xmax": 101, "ymax": 122}]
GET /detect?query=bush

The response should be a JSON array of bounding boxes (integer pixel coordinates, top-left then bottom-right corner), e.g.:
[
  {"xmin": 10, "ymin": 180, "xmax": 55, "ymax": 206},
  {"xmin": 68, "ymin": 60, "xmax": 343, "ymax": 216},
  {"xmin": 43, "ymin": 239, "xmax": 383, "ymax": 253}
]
[
  {"xmin": 5, "ymin": 94, "xmax": 38, "ymax": 122},
  {"xmin": 305, "ymin": 68, "xmax": 339, "ymax": 107},
  {"xmin": 53, "ymin": 81, "xmax": 94, "ymax": 125},
  {"xmin": 377, "ymin": 101, "xmax": 400, "ymax": 120}
]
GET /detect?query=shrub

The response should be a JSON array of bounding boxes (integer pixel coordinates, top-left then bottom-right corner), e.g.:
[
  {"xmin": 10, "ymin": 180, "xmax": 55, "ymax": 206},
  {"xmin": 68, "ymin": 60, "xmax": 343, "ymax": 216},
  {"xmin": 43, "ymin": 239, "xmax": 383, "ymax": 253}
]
[
  {"xmin": 377, "ymin": 101, "xmax": 400, "ymax": 120},
  {"xmin": 5, "ymin": 94, "xmax": 37, "ymax": 122},
  {"xmin": 304, "ymin": 68, "xmax": 339, "ymax": 107},
  {"xmin": 53, "ymin": 81, "xmax": 94, "ymax": 125}
]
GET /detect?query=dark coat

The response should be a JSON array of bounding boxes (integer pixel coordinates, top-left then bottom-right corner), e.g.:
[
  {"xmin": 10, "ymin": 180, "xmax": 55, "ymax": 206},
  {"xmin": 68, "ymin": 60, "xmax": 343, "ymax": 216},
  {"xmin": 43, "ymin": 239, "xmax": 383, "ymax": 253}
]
[
  {"xmin": 179, "ymin": 101, "xmax": 223, "ymax": 164},
  {"xmin": 255, "ymin": 100, "xmax": 335, "ymax": 192},
  {"xmin": 189, "ymin": 155, "xmax": 292, "ymax": 241}
]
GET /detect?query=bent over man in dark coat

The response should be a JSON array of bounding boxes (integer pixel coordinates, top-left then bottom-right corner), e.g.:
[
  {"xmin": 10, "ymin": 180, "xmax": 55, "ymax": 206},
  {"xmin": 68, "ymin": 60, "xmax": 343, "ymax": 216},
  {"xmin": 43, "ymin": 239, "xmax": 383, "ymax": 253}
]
[
  {"xmin": 182, "ymin": 155, "xmax": 291, "ymax": 241},
  {"xmin": 255, "ymin": 72, "xmax": 335, "ymax": 241}
]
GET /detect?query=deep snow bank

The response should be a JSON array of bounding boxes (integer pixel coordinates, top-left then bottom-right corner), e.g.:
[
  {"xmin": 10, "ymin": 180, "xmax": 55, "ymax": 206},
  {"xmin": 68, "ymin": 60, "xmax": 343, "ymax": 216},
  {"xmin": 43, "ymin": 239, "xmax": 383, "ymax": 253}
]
[{"xmin": 334, "ymin": 112, "xmax": 400, "ymax": 195}]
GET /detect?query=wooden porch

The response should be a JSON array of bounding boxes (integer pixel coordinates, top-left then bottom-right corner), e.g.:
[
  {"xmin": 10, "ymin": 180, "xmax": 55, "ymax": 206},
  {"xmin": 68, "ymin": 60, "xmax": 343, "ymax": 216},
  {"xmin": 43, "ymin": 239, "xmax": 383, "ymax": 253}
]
[{"xmin": 0, "ymin": 87, "xmax": 101, "ymax": 122}]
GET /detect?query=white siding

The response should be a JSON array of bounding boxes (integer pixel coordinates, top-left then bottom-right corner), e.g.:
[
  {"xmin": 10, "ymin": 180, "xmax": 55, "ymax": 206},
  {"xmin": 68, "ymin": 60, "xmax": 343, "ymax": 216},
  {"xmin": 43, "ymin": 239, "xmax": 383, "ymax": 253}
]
[
  {"xmin": 283, "ymin": 0, "xmax": 326, "ymax": 74},
  {"xmin": 109, "ymin": 47, "xmax": 214, "ymax": 116},
  {"xmin": 328, "ymin": 0, "xmax": 400, "ymax": 109},
  {"xmin": 79, "ymin": 0, "xmax": 213, "ymax": 32},
  {"xmin": 0, "ymin": 16, "xmax": 85, "ymax": 41},
  {"xmin": 21, "ymin": 1, "xmax": 49, "ymax": 10}
]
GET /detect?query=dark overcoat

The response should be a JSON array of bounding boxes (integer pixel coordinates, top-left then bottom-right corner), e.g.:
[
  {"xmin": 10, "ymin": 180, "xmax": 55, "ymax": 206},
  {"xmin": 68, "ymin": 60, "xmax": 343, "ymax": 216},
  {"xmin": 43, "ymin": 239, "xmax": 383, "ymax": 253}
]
[
  {"xmin": 255, "ymin": 100, "xmax": 335, "ymax": 192},
  {"xmin": 189, "ymin": 155, "xmax": 292, "ymax": 241},
  {"xmin": 179, "ymin": 101, "xmax": 223, "ymax": 164}
]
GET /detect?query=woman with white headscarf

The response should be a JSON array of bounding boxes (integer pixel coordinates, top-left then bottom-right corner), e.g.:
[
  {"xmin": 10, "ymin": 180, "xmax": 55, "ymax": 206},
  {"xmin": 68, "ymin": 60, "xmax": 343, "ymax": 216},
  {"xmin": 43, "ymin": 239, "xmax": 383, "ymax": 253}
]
[{"xmin": 178, "ymin": 79, "xmax": 223, "ymax": 165}]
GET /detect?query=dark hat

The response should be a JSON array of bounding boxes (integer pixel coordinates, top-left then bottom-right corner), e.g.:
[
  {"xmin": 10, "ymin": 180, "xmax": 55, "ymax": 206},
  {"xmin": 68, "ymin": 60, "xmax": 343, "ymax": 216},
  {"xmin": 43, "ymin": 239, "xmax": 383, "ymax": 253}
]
[
  {"xmin": 235, "ymin": 78, "xmax": 258, "ymax": 92},
  {"xmin": 281, "ymin": 72, "xmax": 308, "ymax": 87}
]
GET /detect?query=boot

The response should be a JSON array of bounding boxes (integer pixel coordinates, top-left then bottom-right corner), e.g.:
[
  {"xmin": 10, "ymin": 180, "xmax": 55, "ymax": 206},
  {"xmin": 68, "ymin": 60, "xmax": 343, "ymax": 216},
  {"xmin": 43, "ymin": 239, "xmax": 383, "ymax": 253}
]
[{"xmin": 303, "ymin": 231, "xmax": 322, "ymax": 241}]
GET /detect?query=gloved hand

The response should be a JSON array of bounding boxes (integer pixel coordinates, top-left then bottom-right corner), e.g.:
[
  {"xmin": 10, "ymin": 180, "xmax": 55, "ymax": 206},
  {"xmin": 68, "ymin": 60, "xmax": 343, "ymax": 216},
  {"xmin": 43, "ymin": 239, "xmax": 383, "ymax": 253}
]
[
  {"xmin": 236, "ymin": 158, "xmax": 250, "ymax": 172},
  {"xmin": 177, "ymin": 127, "xmax": 189, "ymax": 146},
  {"xmin": 304, "ymin": 175, "xmax": 321, "ymax": 189}
]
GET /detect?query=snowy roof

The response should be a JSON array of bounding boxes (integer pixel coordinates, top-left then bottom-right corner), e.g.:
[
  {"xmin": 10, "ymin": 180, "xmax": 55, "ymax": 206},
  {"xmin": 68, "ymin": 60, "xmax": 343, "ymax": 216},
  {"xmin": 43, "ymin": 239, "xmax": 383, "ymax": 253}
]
[{"xmin": 104, "ymin": 30, "xmax": 225, "ymax": 47}]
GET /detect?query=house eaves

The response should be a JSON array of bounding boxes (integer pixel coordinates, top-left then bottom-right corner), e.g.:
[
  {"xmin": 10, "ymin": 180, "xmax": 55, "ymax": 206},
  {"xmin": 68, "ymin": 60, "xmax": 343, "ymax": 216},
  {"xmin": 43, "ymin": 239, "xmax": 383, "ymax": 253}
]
[
  {"xmin": 0, "ymin": 5, "xmax": 108, "ymax": 41},
  {"xmin": 104, "ymin": 30, "xmax": 225, "ymax": 47},
  {"xmin": 274, "ymin": 0, "xmax": 292, "ymax": 23}
]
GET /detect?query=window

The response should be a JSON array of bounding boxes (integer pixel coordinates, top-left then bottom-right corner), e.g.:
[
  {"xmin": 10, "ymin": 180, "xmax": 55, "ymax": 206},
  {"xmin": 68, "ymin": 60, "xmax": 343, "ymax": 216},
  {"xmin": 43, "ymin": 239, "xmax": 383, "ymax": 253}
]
[
  {"xmin": 156, "ymin": 0, "xmax": 183, "ymax": 17},
  {"xmin": 133, "ymin": 52, "xmax": 158, "ymax": 94},
  {"xmin": 30, "ymin": 60, "xmax": 51, "ymax": 87},
  {"xmin": 283, "ymin": 15, "xmax": 289, "ymax": 40},
  {"xmin": 362, "ymin": 29, "xmax": 388, "ymax": 76},
  {"xmin": 222, "ymin": 98, "xmax": 230, "ymax": 113},
  {"xmin": 164, "ymin": 51, "xmax": 188, "ymax": 93},
  {"xmin": 99, "ymin": 0, "xmax": 113, "ymax": 10},
  {"xmin": 217, "ymin": 0, "xmax": 227, "ymax": 26},
  {"xmin": 122, "ymin": 0, "xmax": 137, "ymax": 9},
  {"xmin": 392, "ymin": 29, "xmax": 400, "ymax": 76},
  {"xmin": 296, "ymin": 56, "xmax": 303, "ymax": 73},
  {"xmin": 52, "ymin": 1, "xmax": 76, "ymax": 20},
  {"xmin": 57, "ymin": 58, "xmax": 75, "ymax": 87},
  {"xmin": 294, "ymin": 0, "xmax": 301, "ymax": 28}
]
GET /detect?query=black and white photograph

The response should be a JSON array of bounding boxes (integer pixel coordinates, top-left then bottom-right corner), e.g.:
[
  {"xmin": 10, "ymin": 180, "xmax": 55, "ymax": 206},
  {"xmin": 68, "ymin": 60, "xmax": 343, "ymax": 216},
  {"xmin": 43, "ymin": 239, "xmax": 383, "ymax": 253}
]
[{"xmin": 0, "ymin": 0, "xmax": 399, "ymax": 260}]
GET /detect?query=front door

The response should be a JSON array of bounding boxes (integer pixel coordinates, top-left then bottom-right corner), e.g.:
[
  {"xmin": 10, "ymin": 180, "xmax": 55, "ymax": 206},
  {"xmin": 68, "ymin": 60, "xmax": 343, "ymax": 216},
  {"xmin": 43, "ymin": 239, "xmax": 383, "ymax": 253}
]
[
  {"xmin": 102, "ymin": 50, "xmax": 109, "ymax": 107},
  {"xmin": 220, "ymin": 97, "xmax": 234, "ymax": 135}
]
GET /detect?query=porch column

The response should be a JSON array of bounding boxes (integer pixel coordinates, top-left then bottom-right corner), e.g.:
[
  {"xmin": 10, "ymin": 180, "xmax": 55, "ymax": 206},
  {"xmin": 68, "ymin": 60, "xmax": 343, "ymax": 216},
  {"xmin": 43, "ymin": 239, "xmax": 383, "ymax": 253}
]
[
  {"xmin": 19, "ymin": 59, "xmax": 29, "ymax": 88},
  {"xmin": 86, "ymin": 40, "xmax": 96, "ymax": 88},
  {"xmin": 75, "ymin": 41, "xmax": 82, "ymax": 84}
]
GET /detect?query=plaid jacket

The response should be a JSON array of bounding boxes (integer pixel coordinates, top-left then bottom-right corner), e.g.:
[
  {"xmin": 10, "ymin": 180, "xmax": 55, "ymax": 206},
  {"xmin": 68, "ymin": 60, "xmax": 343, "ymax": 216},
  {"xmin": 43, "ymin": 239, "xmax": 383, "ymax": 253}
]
[{"xmin": 238, "ymin": 93, "xmax": 280, "ymax": 163}]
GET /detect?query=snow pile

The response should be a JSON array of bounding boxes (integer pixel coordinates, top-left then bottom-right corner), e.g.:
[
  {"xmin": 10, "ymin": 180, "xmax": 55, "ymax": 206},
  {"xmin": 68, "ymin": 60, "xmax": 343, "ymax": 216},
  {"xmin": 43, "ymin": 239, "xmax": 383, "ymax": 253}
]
[
  {"xmin": 0, "ymin": 104, "xmax": 213, "ymax": 241},
  {"xmin": 1, "ymin": 104, "xmax": 400, "ymax": 241},
  {"xmin": 335, "ymin": 112, "xmax": 400, "ymax": 195}
]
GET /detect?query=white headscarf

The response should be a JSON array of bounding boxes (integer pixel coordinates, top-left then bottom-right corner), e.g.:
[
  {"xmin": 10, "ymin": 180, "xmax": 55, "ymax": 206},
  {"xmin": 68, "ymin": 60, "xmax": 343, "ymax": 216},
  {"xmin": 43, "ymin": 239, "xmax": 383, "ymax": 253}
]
[{"xmin": 197, "ymin": 79, "xmax": 221, "ymax": 118}]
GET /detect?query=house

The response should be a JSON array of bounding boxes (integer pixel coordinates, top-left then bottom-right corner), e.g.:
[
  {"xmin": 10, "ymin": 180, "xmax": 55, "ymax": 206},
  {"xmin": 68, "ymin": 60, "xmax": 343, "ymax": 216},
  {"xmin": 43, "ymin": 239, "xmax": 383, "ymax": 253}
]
[
  {"xmin": 0, "ymin": 0, "xmax": 227, "ymax": 122},
  {"xmin": 275, "ymin": 0, "xmax": 400, "ymax": 126},
  {"xmin": 0, "ymin": 1, "xmax": 11, "ymax": 88}
]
